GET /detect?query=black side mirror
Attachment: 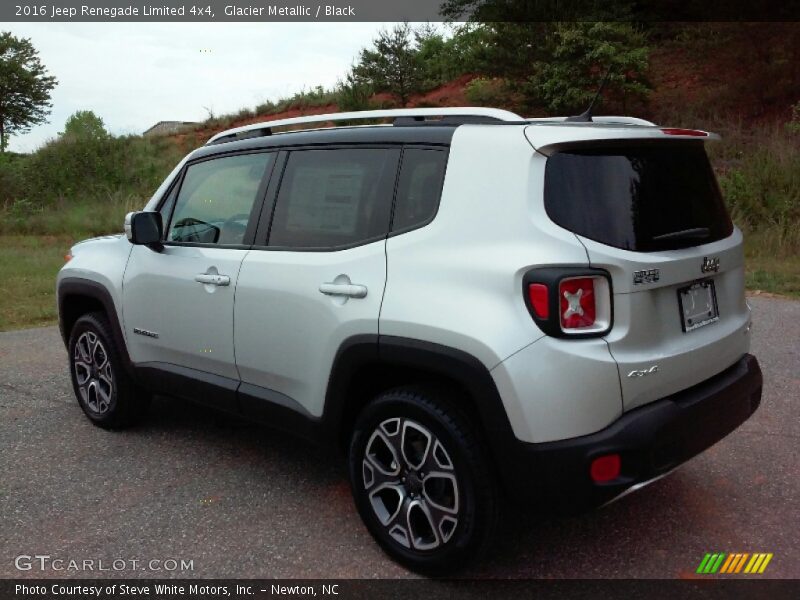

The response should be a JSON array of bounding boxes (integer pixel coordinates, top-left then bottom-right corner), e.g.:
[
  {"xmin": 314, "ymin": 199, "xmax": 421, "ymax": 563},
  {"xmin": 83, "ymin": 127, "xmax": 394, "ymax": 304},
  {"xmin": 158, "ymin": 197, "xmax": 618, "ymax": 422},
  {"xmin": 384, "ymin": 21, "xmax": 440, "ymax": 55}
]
[{"xmin": 125, "ymin": 211, "xmax": 163, "ymax": 248}]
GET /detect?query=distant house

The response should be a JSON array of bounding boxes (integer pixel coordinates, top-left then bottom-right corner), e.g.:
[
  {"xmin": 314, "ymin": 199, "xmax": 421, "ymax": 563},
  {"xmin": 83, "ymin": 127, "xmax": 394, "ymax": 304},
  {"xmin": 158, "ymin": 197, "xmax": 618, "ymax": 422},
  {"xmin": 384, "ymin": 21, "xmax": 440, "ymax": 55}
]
[{"xmin": 143, "ymin": 121, "xmax": 198, "ymax": 137}]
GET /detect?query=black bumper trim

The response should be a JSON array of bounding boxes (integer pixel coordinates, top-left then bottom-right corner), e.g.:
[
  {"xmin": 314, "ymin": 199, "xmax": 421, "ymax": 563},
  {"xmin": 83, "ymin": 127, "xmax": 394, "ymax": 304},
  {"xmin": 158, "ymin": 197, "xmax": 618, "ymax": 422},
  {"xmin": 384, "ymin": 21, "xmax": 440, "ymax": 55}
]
[{"xmin": 504, "ymin": 354, "xmax": 763, "ymax": 512}]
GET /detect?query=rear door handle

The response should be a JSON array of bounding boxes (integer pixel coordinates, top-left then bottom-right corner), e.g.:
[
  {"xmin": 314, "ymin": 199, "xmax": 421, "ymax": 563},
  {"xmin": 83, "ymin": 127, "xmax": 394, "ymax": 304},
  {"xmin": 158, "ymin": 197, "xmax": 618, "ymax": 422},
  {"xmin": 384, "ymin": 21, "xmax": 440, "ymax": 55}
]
[
  {"xmin": 319, "ymin": 282, "xmax": 368, "ymax": 298},
  {"xmin": 195, "ymin": 273, "xmax": 230, "ymax": 286}
]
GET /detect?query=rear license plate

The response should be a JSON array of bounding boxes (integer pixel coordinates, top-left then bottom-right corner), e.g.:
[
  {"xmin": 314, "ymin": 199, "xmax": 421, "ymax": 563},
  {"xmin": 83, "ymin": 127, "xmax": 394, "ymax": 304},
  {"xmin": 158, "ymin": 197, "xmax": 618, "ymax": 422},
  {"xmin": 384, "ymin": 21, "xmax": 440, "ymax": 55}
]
[{"xmin": 678, "ymin": 280, "xmax": 719, "ymax": 332}]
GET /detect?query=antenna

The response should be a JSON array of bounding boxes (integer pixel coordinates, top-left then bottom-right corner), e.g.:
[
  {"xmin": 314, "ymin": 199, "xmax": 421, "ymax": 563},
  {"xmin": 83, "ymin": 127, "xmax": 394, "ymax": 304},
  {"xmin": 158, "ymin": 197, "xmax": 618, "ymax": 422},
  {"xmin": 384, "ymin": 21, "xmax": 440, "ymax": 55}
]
[{"xmin": 565, "ymin": 65, "xmax": 615, "ymax": 123}]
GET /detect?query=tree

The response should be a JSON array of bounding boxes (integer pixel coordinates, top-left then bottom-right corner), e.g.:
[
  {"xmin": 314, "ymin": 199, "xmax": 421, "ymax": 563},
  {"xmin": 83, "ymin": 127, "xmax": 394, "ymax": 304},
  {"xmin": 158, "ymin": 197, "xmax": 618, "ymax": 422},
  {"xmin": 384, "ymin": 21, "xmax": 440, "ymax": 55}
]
[
  {"xmin": 352, "ymin": 23, "xmax": 422, "ymax": 107},
  {"xmin": 0, "ymin": 32, "xmax": 57, "ymax": 152},
  {"xmin": 62, "ymin": 110, "xmax": 108, "ymax": 141},
  {"xmin": 526, "ymin": 22, "xmax": 650, "ymax": 114},
  {"xmin": 335, "ymin": 72, "xmax": 373, "ymax": 112}
]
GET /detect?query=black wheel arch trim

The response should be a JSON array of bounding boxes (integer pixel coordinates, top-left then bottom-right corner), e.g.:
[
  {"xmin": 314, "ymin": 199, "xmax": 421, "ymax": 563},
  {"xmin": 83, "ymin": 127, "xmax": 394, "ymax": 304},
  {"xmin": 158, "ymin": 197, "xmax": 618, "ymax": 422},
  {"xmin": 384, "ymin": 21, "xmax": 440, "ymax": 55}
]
[
  {"xmin": 321, "ymin": 334, "xmax": 522, "ymax": 494},
  {"xmin": 57, "ymin": 277, "xmax": 134, "ymax": 374}
]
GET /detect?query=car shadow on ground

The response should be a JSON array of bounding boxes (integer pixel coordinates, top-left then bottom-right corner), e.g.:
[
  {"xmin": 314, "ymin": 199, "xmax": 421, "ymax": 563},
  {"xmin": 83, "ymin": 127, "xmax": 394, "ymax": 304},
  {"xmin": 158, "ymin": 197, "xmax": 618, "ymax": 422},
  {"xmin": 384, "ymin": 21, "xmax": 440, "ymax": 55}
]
[{"xmin": 134, "ymin": 395, "xmax": 711, "ymax": 578}]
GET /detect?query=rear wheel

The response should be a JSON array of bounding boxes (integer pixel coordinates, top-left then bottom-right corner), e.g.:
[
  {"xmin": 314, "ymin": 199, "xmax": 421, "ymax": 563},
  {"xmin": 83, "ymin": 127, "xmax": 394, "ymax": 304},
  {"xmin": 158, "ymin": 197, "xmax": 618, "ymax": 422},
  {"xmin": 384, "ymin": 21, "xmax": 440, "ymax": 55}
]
[
  {"xmin": 348, "ymin": 387, "xmax": 497, "ymax": 574},
  {"xmin": 68, "ymin": 312, "xmax": 150, "ymax": 429}
]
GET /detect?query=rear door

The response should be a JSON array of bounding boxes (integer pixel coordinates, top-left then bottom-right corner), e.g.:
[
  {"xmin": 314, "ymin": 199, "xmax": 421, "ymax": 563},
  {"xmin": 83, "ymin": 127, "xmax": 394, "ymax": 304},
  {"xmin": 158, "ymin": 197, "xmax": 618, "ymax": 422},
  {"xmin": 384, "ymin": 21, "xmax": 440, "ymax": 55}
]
[
  {"xmin": 541, "ymin": 139, "xmax": 751, "ymax": 411},
  {"xmin": 233, "ymin": 147, "xmax": 399, "ymax": 419}
]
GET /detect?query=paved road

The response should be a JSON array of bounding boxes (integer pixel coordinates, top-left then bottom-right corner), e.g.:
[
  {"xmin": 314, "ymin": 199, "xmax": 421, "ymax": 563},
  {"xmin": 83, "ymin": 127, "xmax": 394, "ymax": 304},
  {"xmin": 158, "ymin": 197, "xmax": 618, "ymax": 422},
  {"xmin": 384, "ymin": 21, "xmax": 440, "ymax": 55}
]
[{"xmin": 0, "ymin": 296, "xmax": 798, "ymax": 579}]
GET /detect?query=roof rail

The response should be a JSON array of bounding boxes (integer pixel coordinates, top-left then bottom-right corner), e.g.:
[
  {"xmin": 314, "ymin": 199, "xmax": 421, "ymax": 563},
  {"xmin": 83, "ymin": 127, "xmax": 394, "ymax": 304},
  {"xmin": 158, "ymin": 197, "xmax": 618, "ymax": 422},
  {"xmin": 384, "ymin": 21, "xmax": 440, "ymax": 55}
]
[
  {"xmin": 206, "ymin": 107, "xmax": 525, "ymax": 145},
  {"xmin": 526, "ymin": 115, "xmax": 657, "ymax": 127}
]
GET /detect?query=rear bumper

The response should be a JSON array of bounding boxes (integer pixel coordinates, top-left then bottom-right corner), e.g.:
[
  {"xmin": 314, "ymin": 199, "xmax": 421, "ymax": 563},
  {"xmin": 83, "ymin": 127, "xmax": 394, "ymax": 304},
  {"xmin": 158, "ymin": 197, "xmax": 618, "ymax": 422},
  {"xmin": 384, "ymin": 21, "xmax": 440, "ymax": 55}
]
[{"xmin": 503, "ymin": 354, "xmax": 762, "ymax": 511}]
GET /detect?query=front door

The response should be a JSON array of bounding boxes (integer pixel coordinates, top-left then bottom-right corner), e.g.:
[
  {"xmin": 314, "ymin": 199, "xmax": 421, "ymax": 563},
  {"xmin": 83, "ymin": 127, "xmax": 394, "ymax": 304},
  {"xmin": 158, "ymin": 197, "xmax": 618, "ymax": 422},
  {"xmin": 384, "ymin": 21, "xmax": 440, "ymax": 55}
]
[{"xmin": 122, "ymin": 151, "xmax": 275, "ymax": 385}]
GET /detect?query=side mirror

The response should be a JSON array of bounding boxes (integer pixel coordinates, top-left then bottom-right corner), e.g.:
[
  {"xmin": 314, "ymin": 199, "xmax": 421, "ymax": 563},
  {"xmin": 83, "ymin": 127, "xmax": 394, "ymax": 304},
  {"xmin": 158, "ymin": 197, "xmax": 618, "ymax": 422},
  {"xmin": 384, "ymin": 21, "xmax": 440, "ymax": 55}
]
[{"xmin": 124, "ymin": 211, "xmax": 163, "ymax": 248}]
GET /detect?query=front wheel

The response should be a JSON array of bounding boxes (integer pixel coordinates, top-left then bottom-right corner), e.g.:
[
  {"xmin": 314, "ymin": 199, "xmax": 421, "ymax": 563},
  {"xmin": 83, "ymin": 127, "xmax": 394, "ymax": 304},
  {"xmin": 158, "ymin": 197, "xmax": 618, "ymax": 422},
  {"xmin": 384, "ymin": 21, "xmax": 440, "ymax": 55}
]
[
  {"xmin": 68, "ymin": 312, "xmax": 150, "ymax": 429},
  {"xmin": 348, "ymin": 387, "xmax": 497, "ymax": 574}
]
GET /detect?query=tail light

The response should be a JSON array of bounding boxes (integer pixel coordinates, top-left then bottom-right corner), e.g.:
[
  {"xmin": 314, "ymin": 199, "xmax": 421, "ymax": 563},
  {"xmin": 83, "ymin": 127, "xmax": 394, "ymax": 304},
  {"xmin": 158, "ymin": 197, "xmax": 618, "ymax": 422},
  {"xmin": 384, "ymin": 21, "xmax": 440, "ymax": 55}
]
[
  {"xmin": 558, "ymin": 276, "xmax": 611, "ymax": 333},
  {"xmin": 523, "ymin": 268, "xmax": 612, "ymax": 338},
  {"xmin": 527, "ymin": 283, "xmax": 549, "ymax": 319}
]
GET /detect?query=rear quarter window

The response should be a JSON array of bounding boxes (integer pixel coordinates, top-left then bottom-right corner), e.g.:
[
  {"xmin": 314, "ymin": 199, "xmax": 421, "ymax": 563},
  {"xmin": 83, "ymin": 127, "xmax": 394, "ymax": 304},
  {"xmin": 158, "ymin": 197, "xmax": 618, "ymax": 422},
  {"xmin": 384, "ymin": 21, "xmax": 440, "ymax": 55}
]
[{"xmin": 391, "ymin": 148, "xmax": 448, "ymax": 233}]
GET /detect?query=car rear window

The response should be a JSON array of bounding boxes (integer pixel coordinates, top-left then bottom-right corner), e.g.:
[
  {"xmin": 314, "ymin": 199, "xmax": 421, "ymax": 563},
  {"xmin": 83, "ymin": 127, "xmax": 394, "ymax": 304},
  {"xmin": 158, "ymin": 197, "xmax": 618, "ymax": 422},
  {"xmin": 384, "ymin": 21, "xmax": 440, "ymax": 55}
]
[{"xmin": 544, "ymin": 143, "xmax": 733, "ymax": 252}]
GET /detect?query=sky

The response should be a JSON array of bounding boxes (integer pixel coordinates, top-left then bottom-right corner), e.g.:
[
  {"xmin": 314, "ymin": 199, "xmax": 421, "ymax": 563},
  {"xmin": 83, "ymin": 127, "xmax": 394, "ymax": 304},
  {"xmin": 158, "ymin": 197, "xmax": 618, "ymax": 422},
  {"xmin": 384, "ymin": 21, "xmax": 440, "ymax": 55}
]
[{"xmin": 4, "ymin": 23, "xmax": 396, "ymax": 152}]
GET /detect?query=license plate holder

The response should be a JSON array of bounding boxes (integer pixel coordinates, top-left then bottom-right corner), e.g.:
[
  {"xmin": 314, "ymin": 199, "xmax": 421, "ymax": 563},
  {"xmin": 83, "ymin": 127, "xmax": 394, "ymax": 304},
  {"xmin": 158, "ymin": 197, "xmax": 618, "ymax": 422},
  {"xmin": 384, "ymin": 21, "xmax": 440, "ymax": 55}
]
[{"xmin": 678, "ymin": 279, "xmax": 719, "ymax": 332}]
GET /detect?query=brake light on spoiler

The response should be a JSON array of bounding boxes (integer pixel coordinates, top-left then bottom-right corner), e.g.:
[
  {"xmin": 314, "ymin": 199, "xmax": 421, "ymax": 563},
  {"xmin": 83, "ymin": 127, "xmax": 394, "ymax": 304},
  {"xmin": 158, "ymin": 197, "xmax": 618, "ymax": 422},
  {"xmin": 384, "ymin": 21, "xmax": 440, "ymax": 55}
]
[{"xmin": 660, "ymin": 128, "xmax": 709, "ymax": 137}]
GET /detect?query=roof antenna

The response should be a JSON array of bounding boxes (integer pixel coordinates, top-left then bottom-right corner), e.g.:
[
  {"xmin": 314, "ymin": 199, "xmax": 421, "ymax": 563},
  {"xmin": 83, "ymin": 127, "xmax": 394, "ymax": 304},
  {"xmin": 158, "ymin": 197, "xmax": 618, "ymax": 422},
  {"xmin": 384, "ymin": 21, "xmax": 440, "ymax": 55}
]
[{"xmin": 565, "ymin": 64, "xmax": 614, "ymax": 123}]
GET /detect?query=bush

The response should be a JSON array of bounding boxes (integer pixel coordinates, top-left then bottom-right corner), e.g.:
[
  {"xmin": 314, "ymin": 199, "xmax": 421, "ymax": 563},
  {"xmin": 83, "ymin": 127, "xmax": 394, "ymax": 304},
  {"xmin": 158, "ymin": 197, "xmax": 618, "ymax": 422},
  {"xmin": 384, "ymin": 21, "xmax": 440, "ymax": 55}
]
[
  {"xmin": 711, "ymin": 122, "xmax": 800, "ymax": 256},
  {"xmin": 335, "ymin": 76, "xmax": 373, "ymax": 112},
  {"xmin": 465, "ymin": 78, "xmax": 512, "ymax": 107},
  {"xmin": 0, "ymin": 120, "xmax": 184, "ymax": 237}
]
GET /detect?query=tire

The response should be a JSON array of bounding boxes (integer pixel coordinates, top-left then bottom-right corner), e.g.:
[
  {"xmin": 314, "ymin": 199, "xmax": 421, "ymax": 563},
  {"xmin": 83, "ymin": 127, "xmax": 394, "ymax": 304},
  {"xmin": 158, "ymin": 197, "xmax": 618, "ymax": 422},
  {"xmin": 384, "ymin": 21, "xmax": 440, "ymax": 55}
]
[
  {"xmin": 68, "ymin": 312, "xmax": 150, "ymax": 429},
  {"xmin": 348, "ymin": 386, "xmax": 498, "ymax": 574}
]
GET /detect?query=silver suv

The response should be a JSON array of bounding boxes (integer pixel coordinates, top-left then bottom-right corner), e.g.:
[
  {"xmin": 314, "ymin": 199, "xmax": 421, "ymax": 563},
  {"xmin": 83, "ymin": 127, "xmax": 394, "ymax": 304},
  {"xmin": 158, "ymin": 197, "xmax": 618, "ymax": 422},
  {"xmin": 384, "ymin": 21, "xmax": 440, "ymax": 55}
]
[{"xmin": 57, "ymin": 108, "xmax": 763, "ymax": 573}]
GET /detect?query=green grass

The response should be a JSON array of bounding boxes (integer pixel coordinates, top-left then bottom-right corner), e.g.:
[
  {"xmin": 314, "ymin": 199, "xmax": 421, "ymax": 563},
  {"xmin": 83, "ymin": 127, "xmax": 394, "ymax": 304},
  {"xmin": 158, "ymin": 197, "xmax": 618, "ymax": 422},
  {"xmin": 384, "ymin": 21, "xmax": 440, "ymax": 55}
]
[
  {"xmin": 0, "ymin": 193, "xmax": 139, "ymax": 238},
  {"xmin": 741, "ymin": 228, "xmax": 800, "ymax": 298},
  {"xmin": 744, "ymin": 253, "xmax": 800, "ymax": 298},
  {"xmin": 0, "ymin": 229, "xmax": 795, "ymax": 333},
  {"xmin": 0, "ymin": 235, "xmax": 76, "ymax": 331}
]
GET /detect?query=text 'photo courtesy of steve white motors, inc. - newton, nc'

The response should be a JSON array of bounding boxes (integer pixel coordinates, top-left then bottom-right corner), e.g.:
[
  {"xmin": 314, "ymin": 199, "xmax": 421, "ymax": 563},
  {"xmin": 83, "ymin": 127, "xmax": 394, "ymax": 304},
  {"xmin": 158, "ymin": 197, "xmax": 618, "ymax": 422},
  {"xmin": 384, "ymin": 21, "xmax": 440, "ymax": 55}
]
[
  {"xmin": 14, "ymin": 4, "xmax": 357, "ymax": 18},
  {"xmin": 14, "ymin": 583, "xmax": 341, "ymax": 598}
]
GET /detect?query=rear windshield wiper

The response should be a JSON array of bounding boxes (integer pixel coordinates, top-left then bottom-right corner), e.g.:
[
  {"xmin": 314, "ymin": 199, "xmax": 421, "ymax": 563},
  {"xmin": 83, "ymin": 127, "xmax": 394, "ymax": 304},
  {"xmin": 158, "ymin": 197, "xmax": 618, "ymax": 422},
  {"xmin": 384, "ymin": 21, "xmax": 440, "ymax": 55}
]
[{"xmin": 651, "ymin": 227, "xmax": 710, "ymax": 242}]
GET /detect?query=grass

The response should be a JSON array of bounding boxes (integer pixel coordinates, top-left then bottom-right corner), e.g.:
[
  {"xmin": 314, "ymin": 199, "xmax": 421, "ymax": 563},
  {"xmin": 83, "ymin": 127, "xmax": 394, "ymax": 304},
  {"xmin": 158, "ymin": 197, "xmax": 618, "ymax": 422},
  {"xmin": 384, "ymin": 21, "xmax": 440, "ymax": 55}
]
[
  {"xmin": 0, "ymin": 229, "xmax": 795, "ymax": 333},
  {"xmin": 744, "ymin": 250, "xmax": 800, "ymax": 299},
  {"xmin": 1, "ymin": 193, "xmax": 141, "ymax": 238},
  {"xmin": 0, "ymin": 235, "xmax": 76, "ymax": 331}
]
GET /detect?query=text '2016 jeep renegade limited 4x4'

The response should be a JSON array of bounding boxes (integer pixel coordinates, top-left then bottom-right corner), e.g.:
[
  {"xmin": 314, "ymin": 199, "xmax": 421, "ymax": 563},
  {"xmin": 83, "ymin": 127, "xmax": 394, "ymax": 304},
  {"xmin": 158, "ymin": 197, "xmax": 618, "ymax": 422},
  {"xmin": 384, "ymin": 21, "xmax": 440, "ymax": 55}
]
[{"xmin": 57, "ymin": 108, "xmax": 762, "ymax": 573}]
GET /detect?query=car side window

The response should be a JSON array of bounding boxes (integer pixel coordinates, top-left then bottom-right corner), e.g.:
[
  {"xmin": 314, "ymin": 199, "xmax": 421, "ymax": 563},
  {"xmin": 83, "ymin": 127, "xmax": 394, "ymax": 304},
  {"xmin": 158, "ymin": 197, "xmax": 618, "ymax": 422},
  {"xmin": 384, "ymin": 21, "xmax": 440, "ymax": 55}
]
[
  {"xmin": 167, "ymin": 153, "xmax": 273, "ymax": 245},
  {"xmin": 268, "ymin": 148, "xmax": 399, "ymax": 249},
  {"xmin": 391, "ymin": 148, "xmax": 448, "ymax": 233}
]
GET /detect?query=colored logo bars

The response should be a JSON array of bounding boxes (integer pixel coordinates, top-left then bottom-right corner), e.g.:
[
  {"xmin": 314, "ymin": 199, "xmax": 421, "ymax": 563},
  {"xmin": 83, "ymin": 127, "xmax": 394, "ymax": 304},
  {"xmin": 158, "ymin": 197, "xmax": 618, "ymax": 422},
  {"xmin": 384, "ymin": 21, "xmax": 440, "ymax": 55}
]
[{"xmin": 697, "ymin": 553, "xmax": 773, "ymax": 574}]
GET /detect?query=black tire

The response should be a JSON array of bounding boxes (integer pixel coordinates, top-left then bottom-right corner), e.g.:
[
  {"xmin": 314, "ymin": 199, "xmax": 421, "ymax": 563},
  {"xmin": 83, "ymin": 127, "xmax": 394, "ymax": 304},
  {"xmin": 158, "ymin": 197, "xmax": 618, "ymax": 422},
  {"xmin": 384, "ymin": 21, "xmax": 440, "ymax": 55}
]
[
  {"xmin": 348, "ymin": 386, "xmax": 498, "ymax": 574},
  {"xmin": 68, "ymin": 312, "xmax": 150, "ymax": 429}
]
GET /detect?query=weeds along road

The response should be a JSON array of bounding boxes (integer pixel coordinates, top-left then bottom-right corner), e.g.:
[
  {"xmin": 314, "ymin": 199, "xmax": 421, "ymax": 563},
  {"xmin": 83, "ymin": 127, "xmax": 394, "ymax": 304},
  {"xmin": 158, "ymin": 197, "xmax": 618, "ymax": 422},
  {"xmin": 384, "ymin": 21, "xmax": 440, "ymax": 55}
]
[{"xmin": 0, "ymin": 296, "xmax": 797, "ymax": 578}]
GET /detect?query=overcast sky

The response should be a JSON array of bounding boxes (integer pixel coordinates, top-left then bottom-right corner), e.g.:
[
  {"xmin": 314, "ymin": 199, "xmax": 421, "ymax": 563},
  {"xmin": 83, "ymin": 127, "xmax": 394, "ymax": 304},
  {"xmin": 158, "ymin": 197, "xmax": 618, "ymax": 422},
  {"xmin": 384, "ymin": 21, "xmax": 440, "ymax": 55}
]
[{"xmin": 4, "ymin": 23, "xmax": 399, "ymax": 152}]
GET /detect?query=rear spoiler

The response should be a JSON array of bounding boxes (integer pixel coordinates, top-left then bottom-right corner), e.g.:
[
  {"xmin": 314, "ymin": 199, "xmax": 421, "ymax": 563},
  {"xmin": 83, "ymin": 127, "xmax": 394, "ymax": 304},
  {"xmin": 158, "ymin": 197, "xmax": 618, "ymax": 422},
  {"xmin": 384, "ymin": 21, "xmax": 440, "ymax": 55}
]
[{"xmin": 524, "ymin": 123, "xmax": 720, "ymax": 154}]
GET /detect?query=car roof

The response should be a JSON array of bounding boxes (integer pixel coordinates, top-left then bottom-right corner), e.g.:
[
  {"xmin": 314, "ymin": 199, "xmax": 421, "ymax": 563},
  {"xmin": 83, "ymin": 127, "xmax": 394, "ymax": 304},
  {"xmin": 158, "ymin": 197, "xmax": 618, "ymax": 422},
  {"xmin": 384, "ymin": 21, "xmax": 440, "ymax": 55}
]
[{"xmin": 189, "ymin": 124, "xmax": 459, "ymax": 161}]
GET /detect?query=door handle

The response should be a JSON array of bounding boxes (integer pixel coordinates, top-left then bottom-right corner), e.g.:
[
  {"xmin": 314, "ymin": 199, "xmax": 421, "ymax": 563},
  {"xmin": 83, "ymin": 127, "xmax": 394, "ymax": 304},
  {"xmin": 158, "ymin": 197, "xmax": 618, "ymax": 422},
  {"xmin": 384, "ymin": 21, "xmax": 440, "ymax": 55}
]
[
  {"xmin": 319, "ymin": 282, "xmax": 368, "ymax": 298},
  {"xmin": 195, "ymin": 273, "xmax": 230, "ymax": 286}
]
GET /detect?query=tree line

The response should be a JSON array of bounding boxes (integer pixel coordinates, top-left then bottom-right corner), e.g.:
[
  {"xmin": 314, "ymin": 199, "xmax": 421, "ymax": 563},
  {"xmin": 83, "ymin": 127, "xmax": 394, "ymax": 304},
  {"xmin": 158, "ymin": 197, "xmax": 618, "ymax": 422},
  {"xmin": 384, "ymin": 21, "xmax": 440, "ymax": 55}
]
[{"xmin": 341, "ymin": 22, "xmax": 650, "ymax": 114}]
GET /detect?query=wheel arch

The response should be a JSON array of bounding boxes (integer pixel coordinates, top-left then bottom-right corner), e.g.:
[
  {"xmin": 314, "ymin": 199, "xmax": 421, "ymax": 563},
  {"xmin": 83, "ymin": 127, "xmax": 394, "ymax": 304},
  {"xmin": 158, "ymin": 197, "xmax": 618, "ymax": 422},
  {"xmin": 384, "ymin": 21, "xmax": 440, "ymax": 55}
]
[
  {"xmin": 322, "ymin": 334, "xmax": 521, "ymax": 494},
  {"xmin": 57, "ymin": 277, "xmax": 133, "ymax": 372}
]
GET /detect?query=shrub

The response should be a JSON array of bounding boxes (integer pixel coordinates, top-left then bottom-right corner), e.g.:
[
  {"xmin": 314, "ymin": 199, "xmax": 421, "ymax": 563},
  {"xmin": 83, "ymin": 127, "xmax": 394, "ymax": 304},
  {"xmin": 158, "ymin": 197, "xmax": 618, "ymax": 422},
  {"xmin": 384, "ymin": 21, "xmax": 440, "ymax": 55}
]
[{"xmin": 465, "ymin": 77, "xmax": 512, "ymax": 107}]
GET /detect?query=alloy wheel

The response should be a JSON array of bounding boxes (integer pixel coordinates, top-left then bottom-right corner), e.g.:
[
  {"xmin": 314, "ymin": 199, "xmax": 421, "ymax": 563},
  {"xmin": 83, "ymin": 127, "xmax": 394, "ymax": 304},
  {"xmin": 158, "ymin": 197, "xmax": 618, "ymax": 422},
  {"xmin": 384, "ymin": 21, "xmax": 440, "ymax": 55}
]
[
  {"xmin": 362, "ymin": 417, "xmax": 460, "ymax": 551},
  {"xmin": 73, "ymin": 331, "xmax": 114, "ymax": 415}
]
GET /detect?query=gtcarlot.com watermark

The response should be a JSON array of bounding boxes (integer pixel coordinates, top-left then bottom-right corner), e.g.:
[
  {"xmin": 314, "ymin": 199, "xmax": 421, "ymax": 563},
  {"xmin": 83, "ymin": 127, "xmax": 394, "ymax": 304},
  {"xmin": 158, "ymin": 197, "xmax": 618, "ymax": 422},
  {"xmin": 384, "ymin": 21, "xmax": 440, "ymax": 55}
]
[{"xmin": 14, "ymin": 554, "xmax": 194, "ymax": 573}]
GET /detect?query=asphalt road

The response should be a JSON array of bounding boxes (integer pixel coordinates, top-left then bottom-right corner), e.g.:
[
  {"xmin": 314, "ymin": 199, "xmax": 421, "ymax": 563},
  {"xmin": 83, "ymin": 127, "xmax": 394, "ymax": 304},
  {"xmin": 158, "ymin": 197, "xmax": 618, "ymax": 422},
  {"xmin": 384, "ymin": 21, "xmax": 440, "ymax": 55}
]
[{"xmin": 0, "ymin": 296, "xmax": 797, "ymax": 579}]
